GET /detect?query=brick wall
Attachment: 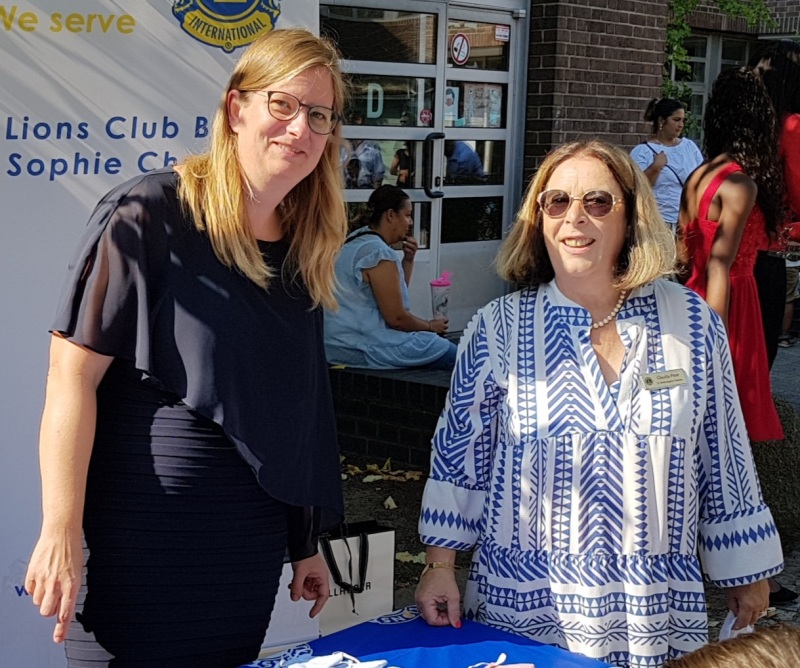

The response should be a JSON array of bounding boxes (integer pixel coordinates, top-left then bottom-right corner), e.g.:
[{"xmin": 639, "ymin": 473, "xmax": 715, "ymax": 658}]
[
  {"xmin": 329, "ymin": 367, "xmax": 449, "ymax": 469},
  {"xmin": 524, "ymin": 0, "xmax": 669, "ymax": 180}
]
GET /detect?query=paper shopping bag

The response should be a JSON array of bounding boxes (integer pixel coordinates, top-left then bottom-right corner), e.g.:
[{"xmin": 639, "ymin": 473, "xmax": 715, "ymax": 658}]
[{"xmin": 318, "ymin": 521, "xmax": 395, "ymax": 636}]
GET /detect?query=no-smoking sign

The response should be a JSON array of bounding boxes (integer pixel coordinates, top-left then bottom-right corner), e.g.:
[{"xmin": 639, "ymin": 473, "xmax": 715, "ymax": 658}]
[{"xmin": 451, "ymin": 32, "xmax": 470, "ymax": 66}]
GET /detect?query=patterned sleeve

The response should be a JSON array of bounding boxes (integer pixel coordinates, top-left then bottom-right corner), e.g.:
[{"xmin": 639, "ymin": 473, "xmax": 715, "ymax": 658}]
[
  {"xmin": 419, "ymin": 306, "xmax": 504, "ymax": 551},
  {"xmin": 696, "ymin": 314, "xmax": 784, "ymax": 586}
]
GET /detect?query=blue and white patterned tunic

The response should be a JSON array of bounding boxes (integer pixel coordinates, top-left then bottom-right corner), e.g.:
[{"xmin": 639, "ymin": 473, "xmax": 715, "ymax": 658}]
[{"xmin": 419, "ymin": 280, "xmax": 783, "ymax": 668}]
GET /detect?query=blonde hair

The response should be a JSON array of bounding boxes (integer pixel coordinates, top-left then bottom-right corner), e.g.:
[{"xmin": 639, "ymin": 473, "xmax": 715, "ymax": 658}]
[
  {"xmin": 178, "ymin": 27, "xmax": 348, "ymax": 309},
  {"xmin": 664, "ymin": 625, "xmax": 800, "ymax": 668},
  {"xmin": 496, "ymin": 140, "xmax": 675, "ymax": 291}
]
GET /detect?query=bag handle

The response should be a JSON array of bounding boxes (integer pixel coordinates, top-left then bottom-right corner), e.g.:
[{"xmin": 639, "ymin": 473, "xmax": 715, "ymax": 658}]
[
  {"xmin": 642, "ymin": 142, "xmax": 685, "ymax": 187},
  {"xmin": 319, "ymin": 528, "xmax": 370, "ymax": 614}
]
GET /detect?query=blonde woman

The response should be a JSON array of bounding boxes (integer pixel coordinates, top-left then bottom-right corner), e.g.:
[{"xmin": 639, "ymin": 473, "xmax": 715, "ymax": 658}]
[
  {"xmin": 25, "ymin": 28, "xmax": 348, "ymax": 667},
  {"xmin": 417, "ymin": 140, "xmax": 783, "ymax": 668}
]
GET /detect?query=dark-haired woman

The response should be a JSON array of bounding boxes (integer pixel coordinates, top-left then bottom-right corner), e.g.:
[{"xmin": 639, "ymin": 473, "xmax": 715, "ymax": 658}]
[
  {"xmin": 680, "ymin": 67, "xmax": 784, "ymax": 442},
  {"xmin": 324, "ymin": 185, "xmax": 457, "ymax": 369},
  {"xmin": 630, "ymin": 98, "xmax": 704, "ymax": 234}
]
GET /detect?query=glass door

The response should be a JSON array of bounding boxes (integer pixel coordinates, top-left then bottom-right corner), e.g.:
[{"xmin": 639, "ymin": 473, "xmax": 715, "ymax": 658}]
[{"xmin": 320, "ymin": 1, "xmax": 524, "ymax": 329}]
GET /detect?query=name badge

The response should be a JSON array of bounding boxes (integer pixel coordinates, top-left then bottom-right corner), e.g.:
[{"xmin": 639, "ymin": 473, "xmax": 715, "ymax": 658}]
[{"xmin": 641, "ymin": 369, "xmax": 688, "ymax": 391}]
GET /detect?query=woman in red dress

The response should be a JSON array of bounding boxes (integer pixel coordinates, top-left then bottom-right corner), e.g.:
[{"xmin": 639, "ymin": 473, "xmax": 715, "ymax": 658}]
[{"xmin": 680, "ymin": 67, "xmax": 785, "ymax": 442}]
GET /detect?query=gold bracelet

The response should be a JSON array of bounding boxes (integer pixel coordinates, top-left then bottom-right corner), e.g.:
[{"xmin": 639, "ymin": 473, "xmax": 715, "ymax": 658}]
[
  {"xmin": 420, "ymin": 561, "xmax": 455, "ymax": 580},
  {"xmin": 427, "ymin": 321, "xmax": 432, "ymax": 331}
]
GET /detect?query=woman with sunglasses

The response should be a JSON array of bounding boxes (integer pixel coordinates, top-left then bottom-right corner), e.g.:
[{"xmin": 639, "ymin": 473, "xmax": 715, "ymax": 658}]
[
  {"xmin": 680, "ymin": 67, "xmax": 784, "ymax": 444},
  {"xmin": 25, "ymin": 29, "xmax": 347, "ymax": 667},
  {"xmin": 417, "ymin": 140, "xmax": 782, "ymax": 668}
]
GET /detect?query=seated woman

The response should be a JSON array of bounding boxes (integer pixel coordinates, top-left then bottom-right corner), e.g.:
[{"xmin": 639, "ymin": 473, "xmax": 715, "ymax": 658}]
[{"xmin": 324, "ymin": 185, "xmax": 457, "ymax": 370}]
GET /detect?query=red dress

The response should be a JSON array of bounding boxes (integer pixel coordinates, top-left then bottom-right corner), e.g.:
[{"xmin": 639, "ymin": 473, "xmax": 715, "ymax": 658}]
[{"xmin": 684, "ymin": 162, "xmax": 784, "ymax": 441}]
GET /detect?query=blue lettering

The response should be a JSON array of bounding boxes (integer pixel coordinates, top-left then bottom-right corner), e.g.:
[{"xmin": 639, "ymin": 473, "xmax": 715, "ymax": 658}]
[
  {"xmin": 33, "ymin": 122, "xmax": 51, "ymax": 140},
  {"xmin": 106, "ymin": 116, "xmax": 126, "ymax": 139},
  {"xmin": 49, "ymin": 157, "xmax": 68, "ymax": 181},
  {"xmin": 6, "ymin": 151, "xmax": 123, "ymax": 179},
  {"xmin": 14, "ymin": 585, "xmax": 28, "ymax": 597},
  {"xmin": 27, "ymin": 157, "xmax": 45, "ymax": 176},
  {"xmin": 194, "ymin": 116, "xmax": 208, "ymax": 138},
  {"xmin": 6, "ymin": 117, "xmax": 90, "ymax": 140},
  {"xmin": 138, "ymin": 151, "xmax": 158, "ymax": 172},
  {"xmin": 7, "ymin": 152, "xmax": 22, "ymax": 175},
  {"xmin": 137, "ymin": 151, "xmax": 176, "ymax": 172},
  {"xmin": 163, "ymin": 117, "xmax": 179, "ymax": 139},
  {"xmin": 106, "ymin": 116, "xmax": 179, "ymax": 140}
]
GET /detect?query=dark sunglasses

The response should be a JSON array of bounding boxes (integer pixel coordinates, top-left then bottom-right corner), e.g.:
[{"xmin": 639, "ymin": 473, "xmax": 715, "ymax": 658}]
[{"xmin": 537, "ymin": 189, "xmax": 623, "ymax": 218}]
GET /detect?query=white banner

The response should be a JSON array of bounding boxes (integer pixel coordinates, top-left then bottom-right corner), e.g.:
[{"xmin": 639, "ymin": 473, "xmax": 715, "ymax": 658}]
[{"xmin": 0, "ymin": 2, "xmax": 318, "ymax": 665}]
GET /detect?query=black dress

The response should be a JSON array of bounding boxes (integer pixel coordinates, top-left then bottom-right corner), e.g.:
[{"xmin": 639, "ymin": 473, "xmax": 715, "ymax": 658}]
[{"xmin": 52, "ymin": 169, "xmax": 343, "ymax": 667}]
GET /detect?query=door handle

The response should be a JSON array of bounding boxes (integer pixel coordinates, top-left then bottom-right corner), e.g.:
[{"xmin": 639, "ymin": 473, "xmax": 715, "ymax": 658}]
[{"xmin": 423, "ymin": 132, "xmax": 445, "ymax": 199}]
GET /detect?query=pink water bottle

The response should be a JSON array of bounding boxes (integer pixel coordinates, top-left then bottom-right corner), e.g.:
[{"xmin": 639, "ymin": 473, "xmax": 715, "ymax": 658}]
[{"xmin": 430, "ymin": 271, "xmax": 452, "ymax": 320}]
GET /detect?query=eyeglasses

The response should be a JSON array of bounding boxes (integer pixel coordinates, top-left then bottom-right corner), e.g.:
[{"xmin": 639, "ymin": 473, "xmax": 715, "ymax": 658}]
[
  {"xmin": 537, "ymin": 189, "xmax": 623, "ymax": 218},
  {"xmin": 243, "ymin": 90, "xmax": 340, "ymax": 135}
]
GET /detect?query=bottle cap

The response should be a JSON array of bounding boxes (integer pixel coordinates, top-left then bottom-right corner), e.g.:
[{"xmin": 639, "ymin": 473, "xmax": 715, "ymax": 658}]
[{"xmin": 430, "ymin": 271, "xmax": 452, "ymax": 287}]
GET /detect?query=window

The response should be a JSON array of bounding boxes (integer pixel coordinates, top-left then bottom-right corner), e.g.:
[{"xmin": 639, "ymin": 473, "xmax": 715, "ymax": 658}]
[{"xmin": 669, "ymin": 35, "xmax": 760, "ymax": 143}]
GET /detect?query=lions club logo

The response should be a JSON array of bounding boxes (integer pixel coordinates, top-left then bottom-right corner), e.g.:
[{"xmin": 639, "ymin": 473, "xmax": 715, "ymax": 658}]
[{"xmin": 173, "ymin": 1, "xmax": 280, "ymax": 52}]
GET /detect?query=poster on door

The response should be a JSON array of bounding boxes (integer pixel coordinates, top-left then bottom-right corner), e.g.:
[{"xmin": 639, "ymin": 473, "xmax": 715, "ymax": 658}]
[
  {"xmin": 462, "ymin": 83, "xmax": 503, "ymax": 128},
  {"xmin": 0, "ymin": 2, "xmax": 318, "ymax": 666}
]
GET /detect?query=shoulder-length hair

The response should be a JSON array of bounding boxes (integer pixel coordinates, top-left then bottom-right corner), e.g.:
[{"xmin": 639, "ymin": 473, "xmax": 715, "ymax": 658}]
[
  {"xmin": 703, "ymin": 67, "xmax": 785, "ymax": 236},
  {"xmin": 178, "ymin": 27, "xmax": 348, "ymax": 310},
  {"xmin": 496, "ymin": 140, "xmax": 675, "ymax": 291}
]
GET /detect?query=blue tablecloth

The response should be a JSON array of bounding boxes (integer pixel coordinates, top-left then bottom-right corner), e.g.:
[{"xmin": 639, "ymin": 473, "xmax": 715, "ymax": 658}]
[{"xmin": 247, "ymin": 607, "xmax": 611, "ymax": 667}]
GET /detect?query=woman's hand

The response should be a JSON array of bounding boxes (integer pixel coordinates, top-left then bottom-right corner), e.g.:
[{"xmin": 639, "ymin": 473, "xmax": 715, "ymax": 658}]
[
  {"xmin": 428, "ymin": 318, "xmax": 449, "ymax": 335},
  {"xmin": 415, "ymin": 567, "xmax": 461, "ymax": 628},
  {"xmin": 652, "ymin": 151, "xmax": 668, "ymax": 170},
  {"xmin": 25, "ymin": 527, "xmax": 83, "ymax": 643},
  {"xmin": 402, "ymin": 235, "xmax": 418, "ymax": 264},
  {"xmin": 725, "ymin": 579, "xmax": 769, "ymax": 630},
  {"xmin": 290, "ymin": 552, "xmax": 331, "ymax": 618}
]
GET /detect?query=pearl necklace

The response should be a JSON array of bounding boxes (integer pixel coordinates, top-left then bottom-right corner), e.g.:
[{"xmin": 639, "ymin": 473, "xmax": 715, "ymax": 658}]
[{"xmin": 591, "ymin": 290, "xmax": 627, "ymax": 329}]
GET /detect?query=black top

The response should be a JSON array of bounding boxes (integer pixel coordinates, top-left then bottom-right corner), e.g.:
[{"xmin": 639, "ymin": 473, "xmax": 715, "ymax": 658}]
[{"xmin": 52, "ymin": 168, "xmax": 344, "ymax": 536}]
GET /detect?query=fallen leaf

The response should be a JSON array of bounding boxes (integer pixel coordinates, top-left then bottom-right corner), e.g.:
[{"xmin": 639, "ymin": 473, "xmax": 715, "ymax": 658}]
[
  {"xmin": 341, "ymin": 474, "xmax": 348, "ymax": 480},
  {"xmin": 383, "ymin": 495, "xmax": 397, "ymax": 510},
  {"xmin": 404, "ymin": 471, "xmax": 423, "ymax": 481},
  {"xmin": 362, "ymin": 474, "xmax": 383, "ymax": 483},
  {"xmin": 366, "ymin": 463, "xmax": 380, "ymax": 473},
  {"xmin": 395, "ymin": 551, "xmax": 426, "ymax": 564},
  {"xmin": 346, "ymin": 464, "xmax": 363, "ymax": 476},
  {"xmin": 381, "ymin": 458, "xmax": 393, "ymax": 472}
]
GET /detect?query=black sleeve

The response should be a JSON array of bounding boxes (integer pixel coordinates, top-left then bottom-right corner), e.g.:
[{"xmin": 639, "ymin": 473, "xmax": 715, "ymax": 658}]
[
  {"xmin": 51, "ymin": 173, "xmax": 171, "ymax": 360},
  {"xmin": 286, "ymin": 505, "xmax": 322, "ymax": 562}
]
